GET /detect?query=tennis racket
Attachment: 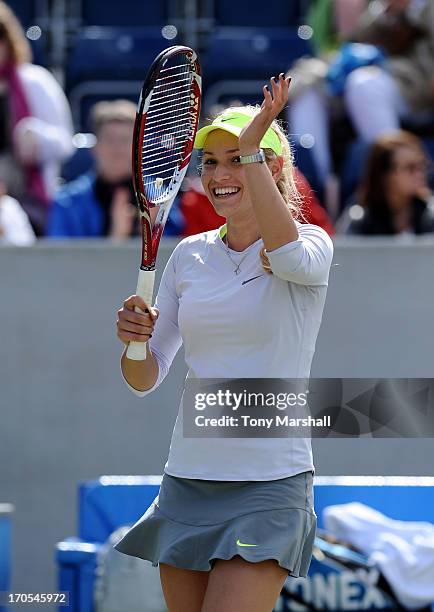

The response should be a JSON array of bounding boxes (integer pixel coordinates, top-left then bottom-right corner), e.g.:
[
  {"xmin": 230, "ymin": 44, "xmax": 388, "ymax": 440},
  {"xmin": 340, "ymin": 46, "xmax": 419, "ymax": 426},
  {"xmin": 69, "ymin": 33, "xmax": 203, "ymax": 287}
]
[{"xmin": 126, "ymin": 46, "xmax": 201, "ymax": 361}]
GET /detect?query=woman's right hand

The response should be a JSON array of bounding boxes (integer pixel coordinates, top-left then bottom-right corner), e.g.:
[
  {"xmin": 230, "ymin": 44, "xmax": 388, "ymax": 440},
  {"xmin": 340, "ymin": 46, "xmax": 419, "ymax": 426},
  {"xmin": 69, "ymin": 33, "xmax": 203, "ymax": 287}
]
[{"xmin": 117, "ymin": 295, "xmax": 159, "ymax": 346}]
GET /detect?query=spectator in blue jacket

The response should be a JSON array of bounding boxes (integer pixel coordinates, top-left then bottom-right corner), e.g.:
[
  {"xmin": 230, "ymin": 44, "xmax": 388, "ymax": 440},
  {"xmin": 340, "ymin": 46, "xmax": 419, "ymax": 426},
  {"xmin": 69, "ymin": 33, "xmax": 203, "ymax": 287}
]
[{"xmin": 48, "ymin": 99, "xmax": 184, "ymax": 238}]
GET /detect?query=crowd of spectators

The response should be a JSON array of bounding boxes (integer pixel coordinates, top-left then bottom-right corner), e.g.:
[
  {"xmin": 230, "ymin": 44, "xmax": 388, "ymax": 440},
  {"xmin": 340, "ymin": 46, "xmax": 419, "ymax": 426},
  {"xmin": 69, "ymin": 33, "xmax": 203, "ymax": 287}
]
[
  {"xmin": 47, "ymin": 100, "xmax": 185, "ymax": 239},
  {"xmin": 0, "ymin": 0, "xmax": 73, "ymax": 242},
  {"xmin": 287, "ymin": 0, "xmax": 434, "ymax": 211},
  {"xmin": 0, "ymin": 0, "xmax": 433, "ymax": 246}
]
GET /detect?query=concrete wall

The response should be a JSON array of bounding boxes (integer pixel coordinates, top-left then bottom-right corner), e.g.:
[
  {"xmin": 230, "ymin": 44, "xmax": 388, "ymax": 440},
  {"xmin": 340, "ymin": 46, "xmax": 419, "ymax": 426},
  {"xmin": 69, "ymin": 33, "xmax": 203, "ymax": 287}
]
[{"xmin": 1, "ymin": 237, "xmax": 434, "ymax": 598}]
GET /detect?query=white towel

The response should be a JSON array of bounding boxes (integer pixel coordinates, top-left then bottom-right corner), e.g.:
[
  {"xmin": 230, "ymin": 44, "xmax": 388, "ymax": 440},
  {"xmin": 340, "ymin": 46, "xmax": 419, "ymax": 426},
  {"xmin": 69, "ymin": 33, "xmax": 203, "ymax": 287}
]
[{"xmin": 324, "ymin": 502, "xmax": 434, "ymax": 609}]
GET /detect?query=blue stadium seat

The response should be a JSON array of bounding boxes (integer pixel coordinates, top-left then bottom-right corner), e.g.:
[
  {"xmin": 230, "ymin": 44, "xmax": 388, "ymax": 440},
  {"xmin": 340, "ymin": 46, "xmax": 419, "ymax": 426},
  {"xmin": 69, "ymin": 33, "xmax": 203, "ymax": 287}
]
[
  {"xmin": 6, "ymin": 0, "xmax": 49, "ymax": 67},
  {"xmin": 67, "ymin": 26, "xmax": 179, "ymax": 89},
  {"xmin": 340, "ymin": 139, "xmax": 370, "ymax": 210},
  {"xmin": 69, "ymin": 84, "xmax": 140, "ymax": 132},
  {"xmin": 215, "ymin": 0, "xmax": 305, "ymax": 27},
  {"xmin": 201, "ymin": 27, "xmax": 312, "ymax": 115},
  {"xmin": 201, "ymin": 81, "xmax": 267, "ymax": 115},
  {"xmin": 61, "ymin": 142, "xmax": 95, "ymax": 183},
  {"xmin": 0, "ymin": 505, "xmax": 13, "ymax": 612},
  {"xmin": 56, "ymin": 476, "xmax": 162, "ymax": 612},
  {"xmin": 202, "ymin": 27, "xmax": 312, "ymax": 86},
  {"xmin": 81, "ymin": 0, "xmax": 168, "ymax": 26},
  {"xmin": 30, "ymin": 35, "xmax": 49, "ymax": 68},
  {"xmin": 7, "ymin": 0, "xmax": 34, "ymax": 27}
]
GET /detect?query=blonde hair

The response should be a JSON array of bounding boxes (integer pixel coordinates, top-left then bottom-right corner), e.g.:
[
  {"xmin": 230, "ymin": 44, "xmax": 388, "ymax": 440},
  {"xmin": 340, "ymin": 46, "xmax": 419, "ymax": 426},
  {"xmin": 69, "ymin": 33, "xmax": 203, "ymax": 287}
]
[
  {"xmin": 0, "ymin": 1, "xmax": 32, "ymax": 65},
  {"xmin": 210, "ymin": 104, "xmax": 307, "ymax": 274},
  {"xmin": 90, "ymin": 99, "xmax": 136, "ymax": 136}
]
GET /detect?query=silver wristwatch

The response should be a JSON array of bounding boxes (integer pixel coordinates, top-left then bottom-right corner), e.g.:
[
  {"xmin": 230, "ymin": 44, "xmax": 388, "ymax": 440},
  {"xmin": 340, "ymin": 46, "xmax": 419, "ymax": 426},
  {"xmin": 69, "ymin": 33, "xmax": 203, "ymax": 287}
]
[{"xmin": 239, "ymin": 150, "xmax": 266, "ymax": 164}]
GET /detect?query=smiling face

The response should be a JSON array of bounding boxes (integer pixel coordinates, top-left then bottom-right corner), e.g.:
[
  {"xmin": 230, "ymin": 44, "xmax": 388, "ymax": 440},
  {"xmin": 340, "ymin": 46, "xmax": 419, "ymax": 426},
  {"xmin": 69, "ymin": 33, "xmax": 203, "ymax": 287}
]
[
  {"xmin": 201, "ymin": 129, "xmax": 282, "ymax": 222},
  {"xmin": 200, "ymin": 130, "xmax": 248, "ymax": 220}
]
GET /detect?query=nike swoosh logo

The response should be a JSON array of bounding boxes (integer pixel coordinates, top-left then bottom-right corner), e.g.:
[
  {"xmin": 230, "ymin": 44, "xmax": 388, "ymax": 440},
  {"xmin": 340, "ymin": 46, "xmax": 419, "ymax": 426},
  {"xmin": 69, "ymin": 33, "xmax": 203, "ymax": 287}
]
[
  {"xmin": 220, "ymin": 116, "xmax": 236, "ymax": 122},
  {"xmin": 236, "ymin": 538, "xmax": 258, "ymax": 547},
  {"xmin": 241, "ymin": 275, "xmax": 263, "ymax": 286}
]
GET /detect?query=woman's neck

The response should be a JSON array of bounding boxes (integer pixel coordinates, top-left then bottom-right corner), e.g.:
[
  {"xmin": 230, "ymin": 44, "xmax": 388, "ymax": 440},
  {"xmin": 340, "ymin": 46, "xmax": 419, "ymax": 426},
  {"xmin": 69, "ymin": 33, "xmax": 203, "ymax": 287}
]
[{"xmin": 225, "ymin": 219, "xmax": 261, "ymax": 252}]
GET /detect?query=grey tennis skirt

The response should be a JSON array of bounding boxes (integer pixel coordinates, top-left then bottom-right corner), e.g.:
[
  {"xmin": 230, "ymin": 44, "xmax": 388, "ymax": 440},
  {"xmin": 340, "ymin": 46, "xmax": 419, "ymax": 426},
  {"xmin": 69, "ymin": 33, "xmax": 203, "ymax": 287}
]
[{"xmin": 114, "ymin": 470, "xmax": 316, "ymax": 577}]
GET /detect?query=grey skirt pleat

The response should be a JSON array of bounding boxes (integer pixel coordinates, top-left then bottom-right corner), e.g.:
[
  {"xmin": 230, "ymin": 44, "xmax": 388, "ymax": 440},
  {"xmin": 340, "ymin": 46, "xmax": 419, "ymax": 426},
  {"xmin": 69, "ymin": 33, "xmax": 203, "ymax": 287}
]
[{"xmin": 114, "ymin": 470, "xmax": 316, "ymax": 577}]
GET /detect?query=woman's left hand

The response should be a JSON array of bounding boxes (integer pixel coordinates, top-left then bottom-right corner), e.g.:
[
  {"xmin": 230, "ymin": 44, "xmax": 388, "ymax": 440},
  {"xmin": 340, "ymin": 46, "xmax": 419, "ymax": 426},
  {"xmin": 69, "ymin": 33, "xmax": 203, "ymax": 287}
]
[{"xmin": 238, "ymin": 73, "xmax": 291, "ymax": 153}]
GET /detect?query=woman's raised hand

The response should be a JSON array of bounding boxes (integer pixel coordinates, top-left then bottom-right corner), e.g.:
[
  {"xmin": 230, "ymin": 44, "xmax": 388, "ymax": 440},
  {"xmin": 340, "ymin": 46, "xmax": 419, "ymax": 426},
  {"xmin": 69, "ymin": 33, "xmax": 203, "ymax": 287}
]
[{"xmin": 238, "ymin": 73, "xmax": 291, "ymax": 152}]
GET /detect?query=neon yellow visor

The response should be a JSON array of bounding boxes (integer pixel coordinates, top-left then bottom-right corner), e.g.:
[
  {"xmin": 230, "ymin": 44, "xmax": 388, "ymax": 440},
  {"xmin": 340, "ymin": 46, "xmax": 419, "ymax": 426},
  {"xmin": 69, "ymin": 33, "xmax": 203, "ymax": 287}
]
[{"xmin": 194, "ymin": 110, "xmax": 282, "ymax": 156}]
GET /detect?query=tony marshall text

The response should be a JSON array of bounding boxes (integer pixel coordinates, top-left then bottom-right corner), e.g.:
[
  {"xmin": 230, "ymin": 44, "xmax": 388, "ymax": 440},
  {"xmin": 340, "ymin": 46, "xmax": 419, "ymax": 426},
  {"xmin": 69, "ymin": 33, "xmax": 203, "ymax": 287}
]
[{"xmin": 195, "ymin": 415, "xmax": 331, "ymax": 428}]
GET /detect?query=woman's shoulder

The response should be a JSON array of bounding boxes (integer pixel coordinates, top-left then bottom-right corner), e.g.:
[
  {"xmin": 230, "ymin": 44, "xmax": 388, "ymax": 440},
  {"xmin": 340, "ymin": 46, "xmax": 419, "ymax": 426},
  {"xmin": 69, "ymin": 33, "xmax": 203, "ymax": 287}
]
[
  {"xmin": 169, "ymin": 228, "xmax": 221, "ymax": 260},
  {"xmin": 296, "ymin": 220, "xmax": 334, "ymax": 252},
  {"xmin": 182, "ymin": 227, "xmax": 221, "ymax": 243},
  {"xmin": 296, "ymin": 219, "xmax": 332, "ymax": 235}
]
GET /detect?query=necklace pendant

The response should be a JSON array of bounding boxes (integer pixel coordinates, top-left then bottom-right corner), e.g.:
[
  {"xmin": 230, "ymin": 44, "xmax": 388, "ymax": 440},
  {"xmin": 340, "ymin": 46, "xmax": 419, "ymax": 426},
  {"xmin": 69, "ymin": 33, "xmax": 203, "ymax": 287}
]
[{"xmin": 234, "ymin": 267, "xmax": 241, "ymax": 275}]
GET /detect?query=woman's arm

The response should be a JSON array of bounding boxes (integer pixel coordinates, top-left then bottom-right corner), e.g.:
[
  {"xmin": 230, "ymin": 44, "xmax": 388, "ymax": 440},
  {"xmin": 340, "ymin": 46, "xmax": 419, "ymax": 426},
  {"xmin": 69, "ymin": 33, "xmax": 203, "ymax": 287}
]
[
  {"xmin": 239, "ymin": 154, "xmax": 299, "ymax": 251},
  {"xmin": 117, "ymin": 242, "xmax": 183, "ymax": 396},
  {"xmin": 237, "ymin": 76, "xmax": 334, "ymax": 286},
  {"xmin": 238, "ymin": 74, "xmax": 298, "ymax": 251},
  {"xmin": 118, "ymin": 295, "xmax": 160, "ymax": 392},
  {"xmin": 266, "ymin": 223, "xmax": 334, "ymax": 286}
]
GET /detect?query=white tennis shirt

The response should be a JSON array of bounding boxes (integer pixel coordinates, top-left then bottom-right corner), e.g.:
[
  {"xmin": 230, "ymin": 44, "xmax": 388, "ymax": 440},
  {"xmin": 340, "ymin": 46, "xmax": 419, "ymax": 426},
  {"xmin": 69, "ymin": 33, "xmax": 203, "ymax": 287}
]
[{"xmin": 123, "ymin": 221, "xmax": 334, "ymax": 480}]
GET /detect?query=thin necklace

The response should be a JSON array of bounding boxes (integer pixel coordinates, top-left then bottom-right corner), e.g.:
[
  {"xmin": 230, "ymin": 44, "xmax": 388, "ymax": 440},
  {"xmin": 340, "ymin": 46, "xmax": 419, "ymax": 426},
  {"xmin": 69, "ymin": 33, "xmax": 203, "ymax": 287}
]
[{"xmin": 222, "ymin": 236, "xmax": 250, "ymax": 275}]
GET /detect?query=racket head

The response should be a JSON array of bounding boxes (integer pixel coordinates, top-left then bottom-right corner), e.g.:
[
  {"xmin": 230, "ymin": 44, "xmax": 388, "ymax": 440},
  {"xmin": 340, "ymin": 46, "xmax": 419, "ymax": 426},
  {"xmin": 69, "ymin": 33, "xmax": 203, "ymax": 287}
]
[{"xmin": 132, "ymin": 46, "xmax": 201, "ymax": 270}]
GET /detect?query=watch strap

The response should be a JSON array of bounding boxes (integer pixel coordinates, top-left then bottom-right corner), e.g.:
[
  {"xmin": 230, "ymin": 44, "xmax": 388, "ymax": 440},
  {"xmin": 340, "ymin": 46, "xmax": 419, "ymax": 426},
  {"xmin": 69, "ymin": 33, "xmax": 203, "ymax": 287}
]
[{"xmin": 239, "ymin": 150, "xmax": 265, "ymax": 164}]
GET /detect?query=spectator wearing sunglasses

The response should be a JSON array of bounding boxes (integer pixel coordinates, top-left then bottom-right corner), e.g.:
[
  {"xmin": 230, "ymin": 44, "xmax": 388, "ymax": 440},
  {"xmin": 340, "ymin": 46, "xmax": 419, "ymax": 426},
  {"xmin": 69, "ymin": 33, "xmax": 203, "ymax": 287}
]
[{"xmin": 336, "ymin": 130, "xmax": 434, "ymax": 235}]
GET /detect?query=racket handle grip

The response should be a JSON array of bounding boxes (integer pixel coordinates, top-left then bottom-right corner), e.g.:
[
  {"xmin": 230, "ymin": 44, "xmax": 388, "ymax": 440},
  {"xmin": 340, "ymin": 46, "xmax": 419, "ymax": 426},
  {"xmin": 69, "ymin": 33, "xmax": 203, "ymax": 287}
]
[{"xmin": 126, "ymin": 269, "xmax": 156, "ymax": 361}]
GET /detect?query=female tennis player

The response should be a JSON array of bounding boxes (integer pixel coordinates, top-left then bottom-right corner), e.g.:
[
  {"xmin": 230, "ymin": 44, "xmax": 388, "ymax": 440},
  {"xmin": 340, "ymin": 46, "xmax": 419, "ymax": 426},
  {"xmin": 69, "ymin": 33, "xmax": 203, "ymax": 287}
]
[{"xmin": 115, "ymin": 74, "xmax": 334, "ymax": 612}]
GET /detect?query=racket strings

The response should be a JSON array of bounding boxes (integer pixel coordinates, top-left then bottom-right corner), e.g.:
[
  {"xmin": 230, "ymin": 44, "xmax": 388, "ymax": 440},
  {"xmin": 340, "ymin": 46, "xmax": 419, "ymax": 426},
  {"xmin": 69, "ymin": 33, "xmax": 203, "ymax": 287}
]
[
  {"xmin": 142, "ymin": 144, "xmax": 186, "ymax": 165},
  {"xmin": 145, "ymin": 105, "xmax": 189, "ymax": 124},
  {"xmin": 142, "ymin": 118, "xmax": 191, "ymax": 165},
  {"xmin": 159, "ymin": 62, "xmax": 191, "ymax": 73},
  {"xmin": 147, "ymin": 69, "xmax": 192, "ymax": 122},
  {"xmin": 153, "ymin": 74, "xmax": 194, "ymax": 89},
  {"xmin": 146, "ymin": 88, "xmax": 190, "ymax": 110},
  {"xmin": 145, "ymin": 101, "xmax": 192, "ymax": 131},
  {"xmin": 143, "ymin": 124, "xmax": 193, "ymax": 152},
  {"xmin": 141, "ymin": 56, "xmax": 197, "ymax": 201},
  {"xmin": 145, "ymin": 62, "xmax": 192, "ymax": 133},
  {"xmin": 142, "ymin": 155, "xmax": 186, "ymax": 174}
]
